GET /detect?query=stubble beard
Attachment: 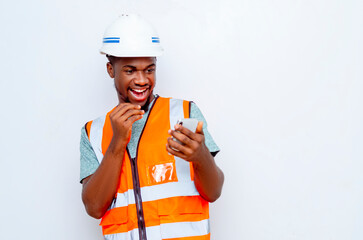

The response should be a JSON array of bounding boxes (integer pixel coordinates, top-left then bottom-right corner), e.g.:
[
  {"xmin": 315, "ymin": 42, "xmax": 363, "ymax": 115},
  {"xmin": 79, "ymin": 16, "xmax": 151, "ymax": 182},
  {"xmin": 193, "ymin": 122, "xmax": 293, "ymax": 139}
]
[{"xmin": 114, "ymin": 84, "xmax": 153, "ymax": 112}]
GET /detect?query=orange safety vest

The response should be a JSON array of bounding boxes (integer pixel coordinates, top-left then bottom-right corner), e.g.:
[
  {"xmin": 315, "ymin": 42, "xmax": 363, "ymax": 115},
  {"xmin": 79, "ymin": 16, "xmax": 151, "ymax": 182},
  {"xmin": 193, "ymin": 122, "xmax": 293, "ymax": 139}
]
[{"xmin": 86, "ymin": 96, "xmax": 210, "ymax": 240}]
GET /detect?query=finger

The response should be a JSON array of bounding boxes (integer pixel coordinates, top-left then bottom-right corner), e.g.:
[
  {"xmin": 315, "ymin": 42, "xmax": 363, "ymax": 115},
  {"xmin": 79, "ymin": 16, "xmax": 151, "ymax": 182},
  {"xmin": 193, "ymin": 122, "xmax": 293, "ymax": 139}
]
[
  {"xmin": 196, "ymin": 121, "xmax": 204, "ymax": 135},
  {"xmin": 126, "ymin": 114, "xmax": 144, "ymax": 125},
  {"xmin": 168, "ymin": 129, "xmax": 193, "ymax": 146},
  {"xmin": 166, "ymin": 143, "xmax": 188, "ymax": 159},
  {"xmin": 114, "ymin": 103, "xmax": 140, "ymax": 113},
  {"xmin": 174, "ymin": 124, "xmax": 196, "ymax": 140},
  {"xmin": 167, "ymin": 137, "xmax": 192, "ymax": 155},
  {"xmin": 121, "ymin": 108, "xmax": 144, "ymax": 121},
  {"xmin": 111, "ymin": 104, "xmax": 141, "ymax": 118}
]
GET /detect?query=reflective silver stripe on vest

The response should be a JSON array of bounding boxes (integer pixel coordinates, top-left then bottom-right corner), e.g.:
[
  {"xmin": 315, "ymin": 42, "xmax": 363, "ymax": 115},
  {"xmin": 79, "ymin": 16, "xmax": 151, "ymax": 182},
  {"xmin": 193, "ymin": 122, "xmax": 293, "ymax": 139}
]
[
  {"xmin": 89, "ymin": 114, "xmax": 106, "ymax": 163},
  {"xmin": 104, "ymin": 227, "xmax": 139, "ymax": 240},
  {"xmin": 113, "ymin": 181, "xmax": 199, "ymax": 208},
  {"xmin": 160, "ymin": 219, "xmax": 210, "ymax": 239},
  {"xmin": 141, "ymin": 181, "xmax": 199, "ymax": 202},
  {"xmin": 112, "ymin": 189, "xmax": 134, "ymax": 208},
  {"xmin": 104, "ymin": 225, "xmax": 162, "ymax": 240},
  {"xmin": 169, "ymin": 98, "xmax": 192, "ymax": 182},
  {"xmin": 104, "ymin": 220, "xmax": 209, "ymax": 240}
]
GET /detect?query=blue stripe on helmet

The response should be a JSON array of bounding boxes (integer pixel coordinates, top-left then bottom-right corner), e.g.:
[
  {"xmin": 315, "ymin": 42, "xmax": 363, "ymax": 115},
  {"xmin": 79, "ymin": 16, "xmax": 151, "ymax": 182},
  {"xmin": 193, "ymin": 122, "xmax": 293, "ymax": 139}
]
[
  {"xmin": 152, "ymin": 40, "xmax": 160, "ymax": 43},
  {"xmin": 104, "ymin": 37, "xmax": 120, "ymax": 40},
  {"xmin": 103, "ymin": 40, "xmax": 120, "ymax": 43}
]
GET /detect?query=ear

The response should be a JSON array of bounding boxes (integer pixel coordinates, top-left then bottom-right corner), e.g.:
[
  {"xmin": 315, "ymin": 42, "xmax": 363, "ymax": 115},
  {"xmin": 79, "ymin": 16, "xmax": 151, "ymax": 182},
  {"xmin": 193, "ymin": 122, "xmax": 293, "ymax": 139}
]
[{"xmin": 106, "ymin": 62, "xmax": 114, "ymax": 78}]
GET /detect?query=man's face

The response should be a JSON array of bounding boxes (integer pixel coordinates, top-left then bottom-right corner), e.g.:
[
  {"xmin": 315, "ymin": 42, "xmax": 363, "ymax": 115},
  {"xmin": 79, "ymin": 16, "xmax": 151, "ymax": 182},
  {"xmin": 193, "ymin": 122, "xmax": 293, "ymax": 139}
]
[{"xmin": 107, "ymin": 57, "xmax": 156, "ymax": 108}]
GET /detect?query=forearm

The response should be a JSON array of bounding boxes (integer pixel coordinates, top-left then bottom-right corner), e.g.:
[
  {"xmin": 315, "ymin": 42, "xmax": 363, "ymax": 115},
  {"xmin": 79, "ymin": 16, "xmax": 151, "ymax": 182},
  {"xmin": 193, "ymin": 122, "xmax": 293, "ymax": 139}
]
[
  {"xmin": 166, "ymin": 122, "xmax": 224, "ymax": 202},
  {"xmin": 82, "ymin": 140, "xmax": 126, "ymax": 219},
  {"xmin": 193, "ymin": 151, "xmax": 224, "ymax": 202}
]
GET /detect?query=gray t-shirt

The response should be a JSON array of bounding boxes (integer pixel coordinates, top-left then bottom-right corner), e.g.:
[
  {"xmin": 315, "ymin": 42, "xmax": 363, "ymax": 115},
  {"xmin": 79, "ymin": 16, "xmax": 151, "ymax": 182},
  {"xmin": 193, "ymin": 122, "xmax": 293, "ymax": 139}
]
[{"xmin": 80, "ymin": 98, "xmax": 219, "ymax": 182}]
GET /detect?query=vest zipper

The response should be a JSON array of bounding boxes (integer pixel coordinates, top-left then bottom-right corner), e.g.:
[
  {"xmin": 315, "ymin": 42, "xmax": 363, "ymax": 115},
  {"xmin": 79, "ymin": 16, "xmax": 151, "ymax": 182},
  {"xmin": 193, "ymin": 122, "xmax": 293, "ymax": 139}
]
[
  {"xmin": 127, "ymin": 96, "xmax": 159, "ymax": 240},
  {"xmin": 128, "ymin": 148, "xmax": 147, "ymax": 240}
]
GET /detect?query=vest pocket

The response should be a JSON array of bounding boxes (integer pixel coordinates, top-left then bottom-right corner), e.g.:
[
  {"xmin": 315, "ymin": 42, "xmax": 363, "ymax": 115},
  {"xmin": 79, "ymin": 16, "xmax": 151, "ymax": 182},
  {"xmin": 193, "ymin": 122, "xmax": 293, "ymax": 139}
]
[
  {"xmin": 157, "ymin": 196, "xmax": 208, "ymax": 239},
  {"xmin": 157, "ymin": 196, "xmax": 204, "ymax": 222},
  {"xmin": 99, "ymin": 206, "xmax": 128, "ymax": 226}
]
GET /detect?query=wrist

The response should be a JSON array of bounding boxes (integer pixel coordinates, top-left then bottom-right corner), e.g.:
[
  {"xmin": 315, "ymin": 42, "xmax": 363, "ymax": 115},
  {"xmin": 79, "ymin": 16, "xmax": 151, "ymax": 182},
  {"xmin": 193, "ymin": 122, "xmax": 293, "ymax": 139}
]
[
  {"xmin": 108, "ymin": 137, "xmax": 128, "ymax": 155},
  {"xmin": 193, "ymin": 149, "xmax": 213, "ymax": 170}
]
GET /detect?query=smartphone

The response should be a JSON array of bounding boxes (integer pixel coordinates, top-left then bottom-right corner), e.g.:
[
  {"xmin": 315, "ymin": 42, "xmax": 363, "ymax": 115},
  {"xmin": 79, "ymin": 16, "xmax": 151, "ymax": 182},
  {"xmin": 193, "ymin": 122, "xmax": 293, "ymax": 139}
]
[
  {"xmin": 173, "ymin": 118, "xmax": 199, "ymax": 146},
  {"xmin": 176, "ymin": 118, "xmax": 198, "ymax": 133}
]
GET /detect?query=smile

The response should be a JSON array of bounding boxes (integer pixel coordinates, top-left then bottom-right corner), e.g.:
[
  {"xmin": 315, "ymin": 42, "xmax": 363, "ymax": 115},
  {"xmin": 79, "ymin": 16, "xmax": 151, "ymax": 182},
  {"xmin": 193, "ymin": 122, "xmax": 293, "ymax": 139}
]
[
  {"xmin": 132, "ymin": 88, "xmax": 147, "ymax": 93},
  {"xmin": 129, "ymin": 88, "xmax": 149, "ymax": 102}
]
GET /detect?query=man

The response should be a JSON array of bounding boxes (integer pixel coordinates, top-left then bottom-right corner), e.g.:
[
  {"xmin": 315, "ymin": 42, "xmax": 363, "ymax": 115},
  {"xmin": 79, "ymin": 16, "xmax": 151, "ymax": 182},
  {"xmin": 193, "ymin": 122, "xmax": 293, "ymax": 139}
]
[{"xmin": 80, "ymin": 14, "xmax": 224, "ymax": 240}]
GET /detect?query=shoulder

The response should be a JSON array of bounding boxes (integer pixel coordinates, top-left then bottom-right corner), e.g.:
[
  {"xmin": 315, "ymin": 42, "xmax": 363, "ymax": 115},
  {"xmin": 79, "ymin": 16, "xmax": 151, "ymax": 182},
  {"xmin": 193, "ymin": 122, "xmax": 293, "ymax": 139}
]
[
  {"xmin": 84, "ymin": 111, "xmax": 111, "ymax": 138},
  {"xmin": 158, "ymin": 96, "xmax": 194, "ymax": 107},
  {"xmin": 188, "ymin": 101, "xmax": 221, "ymax": 156},
  {"xmin": 158, "ymin": 96, "xmax": 205, "ymax": 119},
  {"xmin": 188, "ymin": 101, "xmax": 208, "ymax": 124}
]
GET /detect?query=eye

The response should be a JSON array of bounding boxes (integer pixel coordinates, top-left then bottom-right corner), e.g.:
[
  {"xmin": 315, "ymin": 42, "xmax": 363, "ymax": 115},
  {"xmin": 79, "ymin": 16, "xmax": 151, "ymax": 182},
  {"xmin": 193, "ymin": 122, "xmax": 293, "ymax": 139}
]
[
  {"xmin": 145, "ymin": 68, "xmax": 155, "ymax": 74},
  {"xmin": 124, "ymin": 69, "xmax": 134, "ymax": 75}
]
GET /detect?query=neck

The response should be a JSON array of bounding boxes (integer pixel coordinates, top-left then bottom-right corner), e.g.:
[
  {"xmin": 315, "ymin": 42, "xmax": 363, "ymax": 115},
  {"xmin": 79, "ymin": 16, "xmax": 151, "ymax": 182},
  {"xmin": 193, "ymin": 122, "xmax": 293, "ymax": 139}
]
[{"xmin": 141, "ymin": 94, "xmax": 155, "ymax": 111}]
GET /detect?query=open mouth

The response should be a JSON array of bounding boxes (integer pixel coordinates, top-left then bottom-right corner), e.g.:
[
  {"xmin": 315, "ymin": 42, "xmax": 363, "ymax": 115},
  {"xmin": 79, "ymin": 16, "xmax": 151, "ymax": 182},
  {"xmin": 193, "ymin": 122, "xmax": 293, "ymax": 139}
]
[{"xmin": 129, "ymin": 88, "xmax": 149, "ymax": 102}]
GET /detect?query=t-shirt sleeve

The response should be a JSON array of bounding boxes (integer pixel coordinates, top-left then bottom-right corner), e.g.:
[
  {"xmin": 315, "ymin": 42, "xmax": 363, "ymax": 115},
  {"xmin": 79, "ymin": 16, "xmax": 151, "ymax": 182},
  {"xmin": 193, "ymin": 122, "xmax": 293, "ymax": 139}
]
[
  {"xmin": 189, "ymin": 102, "xmax": 220, "ymax": 157},
  {"xmin": 80, "ymin": 126, "xmax": 100, "ymax": 183}
]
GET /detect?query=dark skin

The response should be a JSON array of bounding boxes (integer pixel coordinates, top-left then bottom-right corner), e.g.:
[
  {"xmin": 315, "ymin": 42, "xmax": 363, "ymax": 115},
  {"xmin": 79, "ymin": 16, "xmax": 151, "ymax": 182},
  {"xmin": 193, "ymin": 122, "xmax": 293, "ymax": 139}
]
[
  {"xmin": 167, "ymin": 122, "xmax": 224, "ymax": 202},
  {"xmin": 82, "ymin": 57, "xmax": 224, "ymax": 219}
]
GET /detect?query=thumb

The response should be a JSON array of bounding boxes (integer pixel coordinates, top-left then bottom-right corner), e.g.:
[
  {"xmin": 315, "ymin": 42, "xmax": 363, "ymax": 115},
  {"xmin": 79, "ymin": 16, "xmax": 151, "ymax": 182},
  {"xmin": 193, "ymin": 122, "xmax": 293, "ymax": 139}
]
[{"xmin": 196, "ymin": 121, "xmax": 204, "ymax": 134}]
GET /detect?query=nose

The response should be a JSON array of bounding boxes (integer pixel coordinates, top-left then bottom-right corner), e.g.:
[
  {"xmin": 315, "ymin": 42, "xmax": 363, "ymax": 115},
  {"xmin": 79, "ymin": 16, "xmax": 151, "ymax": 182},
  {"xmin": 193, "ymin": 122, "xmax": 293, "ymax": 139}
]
[{"xmin": 134, "ymin": 70, "xmax": 148, "ymax": 85}]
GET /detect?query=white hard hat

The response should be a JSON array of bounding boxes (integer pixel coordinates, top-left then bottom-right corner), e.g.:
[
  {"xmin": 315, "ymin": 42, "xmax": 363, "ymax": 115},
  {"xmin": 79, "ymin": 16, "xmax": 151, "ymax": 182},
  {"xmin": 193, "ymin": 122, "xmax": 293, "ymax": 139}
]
[{"xmin": 100, "ymin": 14, "xmax": 163, "ymax": 57}]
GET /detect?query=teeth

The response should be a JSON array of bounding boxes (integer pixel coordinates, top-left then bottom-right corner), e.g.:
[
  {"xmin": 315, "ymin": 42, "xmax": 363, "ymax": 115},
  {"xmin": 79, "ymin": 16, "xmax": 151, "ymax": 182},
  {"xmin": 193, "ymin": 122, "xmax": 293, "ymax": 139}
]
[{"xmin": 132, "ymin": 89, "xmax": 146, "ymax": 93}]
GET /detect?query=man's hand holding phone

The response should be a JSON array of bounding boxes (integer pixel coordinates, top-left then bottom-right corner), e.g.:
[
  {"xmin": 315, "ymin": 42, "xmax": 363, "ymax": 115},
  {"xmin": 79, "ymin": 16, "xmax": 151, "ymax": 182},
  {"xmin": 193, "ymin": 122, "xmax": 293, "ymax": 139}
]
[{"xmin": 166, "ymin": 118, "xmax": 210, "ymax": 165}]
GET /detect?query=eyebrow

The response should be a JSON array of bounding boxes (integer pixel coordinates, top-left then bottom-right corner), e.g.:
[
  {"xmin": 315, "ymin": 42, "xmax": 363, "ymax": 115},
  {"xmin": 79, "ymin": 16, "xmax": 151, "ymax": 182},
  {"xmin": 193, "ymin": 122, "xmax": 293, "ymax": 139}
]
[{"xmin": 122, "ymin": 64, "xmax": 156, "ymax": 69}]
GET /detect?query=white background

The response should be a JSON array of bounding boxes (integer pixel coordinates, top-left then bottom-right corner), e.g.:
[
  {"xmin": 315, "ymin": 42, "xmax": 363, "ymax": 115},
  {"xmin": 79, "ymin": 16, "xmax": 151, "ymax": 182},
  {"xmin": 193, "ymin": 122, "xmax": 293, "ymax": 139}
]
[{"xmin": 0, "ymin": 0, "xmax": 362, "ymax": 239}]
